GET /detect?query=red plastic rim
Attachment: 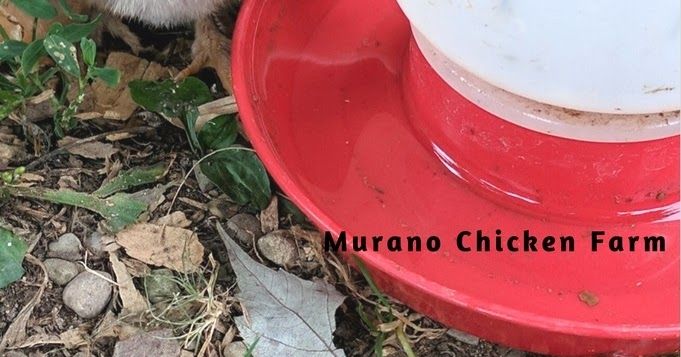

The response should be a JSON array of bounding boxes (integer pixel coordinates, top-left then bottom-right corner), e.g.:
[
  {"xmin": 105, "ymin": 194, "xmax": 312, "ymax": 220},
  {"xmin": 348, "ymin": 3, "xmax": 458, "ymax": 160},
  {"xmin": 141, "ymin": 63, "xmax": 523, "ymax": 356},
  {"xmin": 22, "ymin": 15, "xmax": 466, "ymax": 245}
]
[{"xmin": 231, "ymin": 0, "xmax": 680, "ymax": 355}]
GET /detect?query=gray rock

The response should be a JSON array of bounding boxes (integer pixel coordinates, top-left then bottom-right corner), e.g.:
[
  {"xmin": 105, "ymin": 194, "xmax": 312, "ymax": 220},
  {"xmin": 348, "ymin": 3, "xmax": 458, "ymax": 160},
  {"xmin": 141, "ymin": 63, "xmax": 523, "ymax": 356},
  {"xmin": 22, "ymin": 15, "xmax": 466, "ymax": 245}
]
[
  {"xmin": 144, "ymin": 269, "xmax": 180, "ymax": 303},
  {"xmin": 83, "ymin": 231, "xmax": 106, "ymax": 257},
  {"xmin": 47, "ymin": 233, "xmax": 82, "ymax": 261},
  {"xmin": 63, "ymin": 271, "xmax": 112, "ymax": 319},
  {"xmin": 257, "ymin": 230, "xmax": 298, "ymax": 266},
  {"xmin": 226, "ymin": 213, "xmax": 263, "ymax": 246},
  {"xmin": 113, "ymin": 329, "xmax": 181, "ymax": 357},
  {"xmin": 44, "ymin": 258, "xmax": 80, "ymax": 285}
]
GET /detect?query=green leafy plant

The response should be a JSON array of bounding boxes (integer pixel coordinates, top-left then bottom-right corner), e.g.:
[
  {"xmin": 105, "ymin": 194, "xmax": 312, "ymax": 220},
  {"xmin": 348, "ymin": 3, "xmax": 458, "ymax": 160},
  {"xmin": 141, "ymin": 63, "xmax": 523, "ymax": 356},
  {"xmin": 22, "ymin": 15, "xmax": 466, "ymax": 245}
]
[
  {"xmin": 145, "ymin": 257, "xmax": 227, "ymax": 356},
  {"xmin": 0, "ymin": 163, "xmax": 169, "ymax": 232},
  {"xmin": 129, "ymin": 77, "xmax": 272, "ymax": 210},
  {"xmin": 0, "ymin": 227, "xmax": 28, "ymax": 289},
  {"xmin": 1, "ymin": 166, "xmax": 25, "ymax": 185},
  {"xmin": 0, "ymin": 2, "xmax": 120, "ymax": 136}
]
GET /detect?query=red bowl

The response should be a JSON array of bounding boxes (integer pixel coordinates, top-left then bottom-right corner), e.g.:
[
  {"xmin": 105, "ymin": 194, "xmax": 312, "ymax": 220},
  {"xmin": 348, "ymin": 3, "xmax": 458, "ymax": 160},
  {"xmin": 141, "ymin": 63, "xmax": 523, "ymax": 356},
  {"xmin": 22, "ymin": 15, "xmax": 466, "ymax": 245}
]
[{"xmin": 231, "ymin": 0, "xmax": 680, "ymax": 355}]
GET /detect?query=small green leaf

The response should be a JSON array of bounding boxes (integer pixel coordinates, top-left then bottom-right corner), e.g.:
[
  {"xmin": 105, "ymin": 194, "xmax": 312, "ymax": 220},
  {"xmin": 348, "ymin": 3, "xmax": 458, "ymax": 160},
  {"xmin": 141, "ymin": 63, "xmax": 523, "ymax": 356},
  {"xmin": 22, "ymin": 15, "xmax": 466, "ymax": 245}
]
[
  {"xmin": 80, "ymin": 38, "xmax": 96, "ymax": 66},
  {"xmin": 93, "ymin": 163, "xmax": 168, "ymax": 198},
  {"xmin": 99, "ymin": 193, "xmax": 149, "ymax": 232},
  {"xmin": 57, "ymin": 0, "xmax": 89, "ymax": 22},
  {"xmin": 129, "ymin": 77, "xmax": 213, "ymax": 118},
  {"xmin": 21, "ymin": 39, "xmax": 46, "ymax": 75},
  {"xmin": 0, "ymin": 90, "xmax": 23, "ymax": 120},
  {"xmin": 47, "ymin": 22, "xmax": 64, "ymax": 36},
  {"xmin": 90, "ymin": 67, "xmax": 120, "ymax": 87},
  {"xmin": 0, "ymin": 40, "xmax": 28, "ymax": 62},
  {"xmin": 0, "ymin": 227, "xmax": 28, "ymax": 289},
  {"xmin": 200, "ymin": 148, "xmax": 271, "ymax": 210},
  {"xmin": 38, "ymin": 66, "xmax": 59, "ymax": 84},
  {"xmin": 0, "ymin": 75, "xmax": 19, "ymax": 91},
  {"xmin": 198, "ymin": 115, "xmax": 238, "ymax": 150},
  {"xmin": 11, "ymin": 0, "xmax": 57, "ymax": 19},
  {"xmin": 44, "ymin": 34, "xmax": 80, "ymax": 77},
  {"xmin": 57, "ymin": 16, "xmax": 101, "ymax": 43}
]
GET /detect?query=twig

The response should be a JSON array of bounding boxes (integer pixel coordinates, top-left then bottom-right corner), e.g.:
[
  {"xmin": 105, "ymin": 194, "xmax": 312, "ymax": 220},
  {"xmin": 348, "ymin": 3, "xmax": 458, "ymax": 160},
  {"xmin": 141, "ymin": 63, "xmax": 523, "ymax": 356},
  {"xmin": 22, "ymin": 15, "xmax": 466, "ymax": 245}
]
[
  {"xmin": 196, "ymin": 96, "xmax": 238, "ymax": 131},
  {"xmin": 25, "ymin": 126, "xmax": 153, "ymax": 170}
]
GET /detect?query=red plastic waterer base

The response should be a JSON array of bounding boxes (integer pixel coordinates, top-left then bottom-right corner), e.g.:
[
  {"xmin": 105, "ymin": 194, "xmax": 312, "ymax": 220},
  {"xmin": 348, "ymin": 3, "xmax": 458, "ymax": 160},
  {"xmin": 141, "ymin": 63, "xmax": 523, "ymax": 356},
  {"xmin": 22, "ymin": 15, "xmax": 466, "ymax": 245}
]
[{"xmin": 231, "ymin": 0, "xmax": 681, "ymax": 355}]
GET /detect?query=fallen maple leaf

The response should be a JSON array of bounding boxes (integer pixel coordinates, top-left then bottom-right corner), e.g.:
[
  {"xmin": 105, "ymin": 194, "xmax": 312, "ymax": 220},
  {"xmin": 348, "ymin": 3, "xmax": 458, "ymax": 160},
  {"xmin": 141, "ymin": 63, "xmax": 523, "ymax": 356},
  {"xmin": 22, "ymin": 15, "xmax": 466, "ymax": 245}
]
[{"xmin": 218, "ymin": 224, "xmax": 346, "ymax": 357}]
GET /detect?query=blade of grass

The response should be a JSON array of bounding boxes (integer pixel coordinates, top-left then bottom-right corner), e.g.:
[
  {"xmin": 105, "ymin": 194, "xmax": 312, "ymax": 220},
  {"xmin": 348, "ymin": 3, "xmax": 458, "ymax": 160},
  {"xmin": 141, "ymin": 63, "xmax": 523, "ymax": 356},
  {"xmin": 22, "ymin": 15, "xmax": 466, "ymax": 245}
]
[
  {"xmin": 353, "ymin": 256, "xmax": 392, "ymax": 313},
  {"xmin": 244, "ymin": 336, "xmax": 260, "ymax": 357},
  {"xmin": 395, "ymin": 325, "xmax": 416, "ymax": 357}
]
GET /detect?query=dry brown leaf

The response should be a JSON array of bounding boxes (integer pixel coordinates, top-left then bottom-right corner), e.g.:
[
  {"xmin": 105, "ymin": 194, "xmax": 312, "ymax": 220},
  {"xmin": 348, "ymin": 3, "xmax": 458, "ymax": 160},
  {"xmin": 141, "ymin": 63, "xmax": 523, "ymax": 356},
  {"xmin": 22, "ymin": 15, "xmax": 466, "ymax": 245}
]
[
  {"xmin": 0, "ymin": 130, "xmax": 27, "ymax": 166},
  {"xmin": 106, "ymin": 132, "xmax": 138, "ymax": 141},
  {"xmin": 156, "ymin": 211, "xmax": 192, "ymax": 228},
  {"xmin": 178, "ymin": 197, "xmax": 208, "ymax": 211},
  {"xmin": 86, "ymin": 52, "xmax": 175, "ymax": 120},
  {"xmin": 58, "ymin": 136, "xmax": 119, "ymax": 160},
  {"xmin": 19, "ymin": 173, "xmax": 45, "ymax": 182},
  {"xmin": 91, "ymin": 311, "xmax": 131, "ymax": 341},
  {"xmin": 57, "ymin": 175, "xmax": 79, "ymax": 190},
  {"xmin": 109, "ymin": 252, "xmax": 148, "ymax": 314},
  {"xmin": 260, "ymin": 196, "xmax": 279, "ymax": 234},
  {"xmin": 74, "ymin": 112, "xmax": 103, "ymax": 121},
  {"xmin": 194, "ymin": 164, "xmax": 214, "ymax": 192},
  {"xmin": 16, "ymin": 326, "xmax": 89, "ymax": 350},
  {"xmin": 120, "ymin": 257, "xmax": 151, "ymax": 277},
  {"xmin": 116, "ymin": 223, "xmax": 204, "ymax": 273}
]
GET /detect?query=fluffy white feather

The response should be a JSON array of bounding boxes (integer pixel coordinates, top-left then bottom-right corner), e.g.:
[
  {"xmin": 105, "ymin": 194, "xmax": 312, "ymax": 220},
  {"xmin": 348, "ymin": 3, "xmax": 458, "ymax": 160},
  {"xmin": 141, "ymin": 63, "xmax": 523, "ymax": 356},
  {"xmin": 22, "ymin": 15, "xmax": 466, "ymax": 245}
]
[{"xmin": 93, "ymin": 0, "xmax": 224, "ymax": 27}]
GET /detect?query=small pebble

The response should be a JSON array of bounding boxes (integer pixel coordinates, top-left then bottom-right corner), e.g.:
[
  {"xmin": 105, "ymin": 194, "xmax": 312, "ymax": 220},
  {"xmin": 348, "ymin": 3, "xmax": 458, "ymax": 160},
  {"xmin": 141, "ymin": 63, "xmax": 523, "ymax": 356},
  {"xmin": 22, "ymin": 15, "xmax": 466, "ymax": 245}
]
[
  {"xmin": 83, "ymin": 231, "xmax": 106, "ymax": 257},
  {"xmin": 63, "ymin": 271, "xmax": 112, "ymax": 319},
  {"xmin": 226, "ymin": 213, "xmax": 263, "ymax": 246},
  {"xmin": 144, "ymin": 269, "xmax": 181, "ymax": 303},
  {"xmin": 44, "ymin": 258, "xmax": 80, "ymax": 285},
  {"xmin": 112, "ymin": 329, "xmax": 181, "ymax": 357},
  {"xmin": 47, "ymin": 233, "xmax": 82, "ymax": 261},
  {"xmin": 257, "ymin": 230, "xmax": 298, "ymax": 266}
]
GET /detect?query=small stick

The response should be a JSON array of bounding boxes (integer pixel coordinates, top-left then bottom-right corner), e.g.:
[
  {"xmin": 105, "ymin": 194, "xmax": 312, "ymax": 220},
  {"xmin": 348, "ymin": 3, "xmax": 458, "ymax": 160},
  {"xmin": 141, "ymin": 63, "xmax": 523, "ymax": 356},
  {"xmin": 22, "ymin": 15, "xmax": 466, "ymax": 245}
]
[
  {"xmin": 25, "ymin": 126, "xmax": 153, "ymax": 170},
  {"xmin": 196, "ymin": 96, "xmax": 238, "ymax": 131}
]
